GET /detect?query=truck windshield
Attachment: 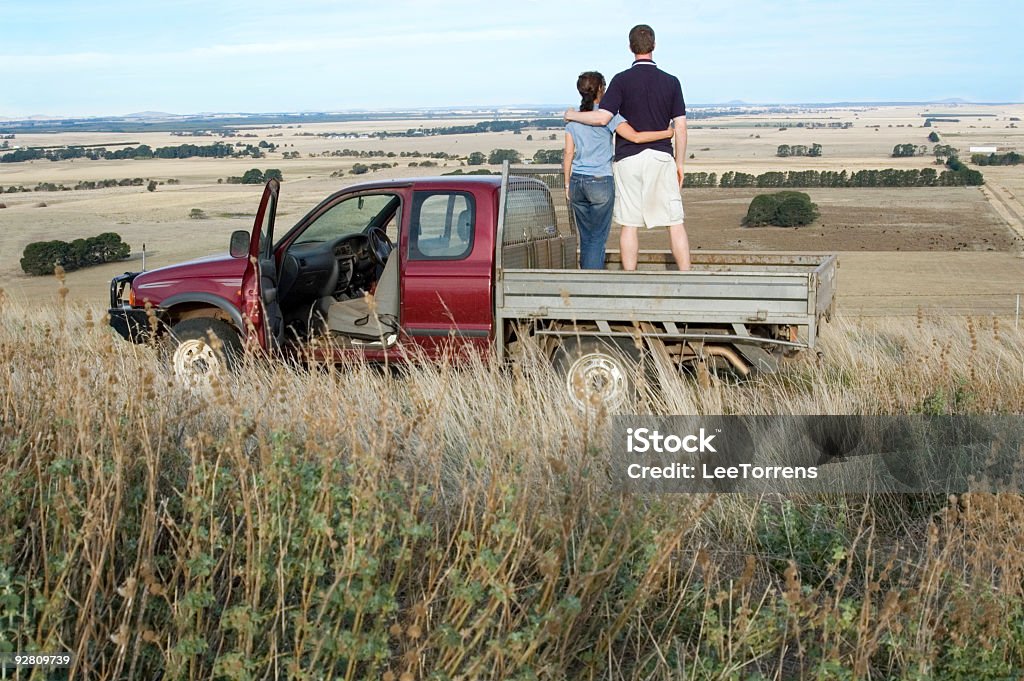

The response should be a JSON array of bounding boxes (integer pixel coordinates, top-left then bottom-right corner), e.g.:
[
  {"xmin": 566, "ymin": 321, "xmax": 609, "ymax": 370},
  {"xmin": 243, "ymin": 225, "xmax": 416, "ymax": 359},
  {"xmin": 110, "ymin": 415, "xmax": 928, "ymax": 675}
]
[{"xmin": 293, "ymin": 193, "xmax": 400, "ymax": 245}]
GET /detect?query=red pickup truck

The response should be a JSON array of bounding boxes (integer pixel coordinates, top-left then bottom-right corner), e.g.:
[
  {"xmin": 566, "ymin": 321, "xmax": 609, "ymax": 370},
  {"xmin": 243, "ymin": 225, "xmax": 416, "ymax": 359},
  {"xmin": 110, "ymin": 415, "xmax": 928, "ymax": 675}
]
[{"xmin": 108, "ymin": 166, "xmax": 837, "ymax": 408}]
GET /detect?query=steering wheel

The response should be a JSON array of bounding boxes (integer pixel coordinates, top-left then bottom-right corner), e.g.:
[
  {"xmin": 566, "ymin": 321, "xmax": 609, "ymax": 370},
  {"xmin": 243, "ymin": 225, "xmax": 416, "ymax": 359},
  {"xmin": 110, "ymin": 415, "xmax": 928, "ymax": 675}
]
[{"xmin": 367, "ymin": 227, "xmax": 393, "ymax": 267}]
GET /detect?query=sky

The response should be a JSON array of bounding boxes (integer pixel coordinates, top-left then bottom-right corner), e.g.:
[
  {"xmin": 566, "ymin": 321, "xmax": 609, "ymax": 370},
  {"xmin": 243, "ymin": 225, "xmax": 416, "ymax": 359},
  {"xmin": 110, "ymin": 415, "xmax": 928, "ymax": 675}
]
[{"xmin": 1, "ymin": 0, "xmax": 1022, "ymax": 118}]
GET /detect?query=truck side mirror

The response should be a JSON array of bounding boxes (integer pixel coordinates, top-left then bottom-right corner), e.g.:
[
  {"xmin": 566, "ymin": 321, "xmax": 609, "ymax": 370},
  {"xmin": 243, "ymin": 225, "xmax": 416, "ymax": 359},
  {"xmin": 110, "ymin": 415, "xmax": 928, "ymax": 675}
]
[{"xmin": 229, "ymin": 230, "xmax": 250, "ymax": 258}]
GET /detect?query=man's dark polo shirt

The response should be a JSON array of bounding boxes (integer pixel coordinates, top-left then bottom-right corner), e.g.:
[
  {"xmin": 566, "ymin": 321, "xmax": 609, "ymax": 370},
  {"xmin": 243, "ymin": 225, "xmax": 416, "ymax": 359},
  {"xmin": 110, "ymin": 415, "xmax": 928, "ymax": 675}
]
[{"xmin": 599, "ymin": 59, "xmax": 686, "ymax": 162}]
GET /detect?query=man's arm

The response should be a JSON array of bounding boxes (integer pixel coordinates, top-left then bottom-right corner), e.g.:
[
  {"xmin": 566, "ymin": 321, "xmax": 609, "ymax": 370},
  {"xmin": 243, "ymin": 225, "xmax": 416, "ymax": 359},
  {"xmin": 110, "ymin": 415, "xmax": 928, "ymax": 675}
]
[
  {"xmin": 673, "ymin": 116, "xmax": 688, "ymax": 187},
  {"xmin": 614, "ymin": 121, "xmax": 673, "ymax": 144},
  {"xmin": 564, "ymin": 108, "xmax": 613, "ymax": 126},
  {"xmin": 562, "ymin": 131, "xmax": 575, "ymax": 200}
]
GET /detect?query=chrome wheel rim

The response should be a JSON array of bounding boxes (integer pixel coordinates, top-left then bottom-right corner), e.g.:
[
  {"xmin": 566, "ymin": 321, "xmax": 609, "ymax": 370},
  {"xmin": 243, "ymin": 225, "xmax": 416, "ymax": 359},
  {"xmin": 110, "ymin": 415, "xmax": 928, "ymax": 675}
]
[
  {"xmin": 565, "ymin": 351, "xmax": 628, "ymax": 411},
  {"xmin": 172, "ymin": 338, "xmax": 221, "ymax": 389}
]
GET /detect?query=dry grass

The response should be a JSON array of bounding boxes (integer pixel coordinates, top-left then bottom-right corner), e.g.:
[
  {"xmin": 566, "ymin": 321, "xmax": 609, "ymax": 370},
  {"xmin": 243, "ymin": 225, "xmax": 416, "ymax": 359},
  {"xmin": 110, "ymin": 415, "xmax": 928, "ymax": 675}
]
[{"xmin": 3, "ymin": 284, "xmax": 1024, "ymax": 679}]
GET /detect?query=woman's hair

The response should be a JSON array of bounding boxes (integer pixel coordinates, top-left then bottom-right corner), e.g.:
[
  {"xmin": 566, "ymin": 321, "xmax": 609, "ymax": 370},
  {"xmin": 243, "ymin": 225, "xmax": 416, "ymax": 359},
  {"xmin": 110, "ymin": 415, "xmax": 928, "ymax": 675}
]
[{"xmin": 576, "ymin": 71, "xmax": 606, "ymax": 112}]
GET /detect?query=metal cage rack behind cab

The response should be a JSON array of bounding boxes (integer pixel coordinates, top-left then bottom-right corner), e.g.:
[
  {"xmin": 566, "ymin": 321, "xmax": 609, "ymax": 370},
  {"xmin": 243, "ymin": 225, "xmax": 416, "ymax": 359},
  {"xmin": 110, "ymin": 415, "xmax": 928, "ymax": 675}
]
[{"xmin": 496, "ymin": 162, "xmax": 578, "ymax": 272}]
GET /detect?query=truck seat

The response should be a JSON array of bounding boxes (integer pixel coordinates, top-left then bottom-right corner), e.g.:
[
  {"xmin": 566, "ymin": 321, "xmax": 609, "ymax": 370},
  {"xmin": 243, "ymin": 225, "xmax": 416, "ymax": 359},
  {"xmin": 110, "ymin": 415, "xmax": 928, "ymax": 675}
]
[{"xmin": 324, "ymin": 251, "xmax": 399, "ymax": 341}]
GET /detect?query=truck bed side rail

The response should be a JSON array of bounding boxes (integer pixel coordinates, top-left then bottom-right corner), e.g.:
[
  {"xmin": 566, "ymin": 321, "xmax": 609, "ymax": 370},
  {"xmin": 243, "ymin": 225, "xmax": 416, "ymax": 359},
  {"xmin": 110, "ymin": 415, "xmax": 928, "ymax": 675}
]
[{"xmin": 499, "ymin": 267, "xmax": 817, "ymax": 327}]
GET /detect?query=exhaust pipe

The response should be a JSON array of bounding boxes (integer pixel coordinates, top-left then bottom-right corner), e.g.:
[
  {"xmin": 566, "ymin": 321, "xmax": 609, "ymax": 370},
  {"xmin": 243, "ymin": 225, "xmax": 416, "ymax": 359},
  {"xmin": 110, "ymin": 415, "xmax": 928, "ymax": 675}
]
[{"xmin": 701, "ymin": 345, "xmax": 751, "ymax": 376}]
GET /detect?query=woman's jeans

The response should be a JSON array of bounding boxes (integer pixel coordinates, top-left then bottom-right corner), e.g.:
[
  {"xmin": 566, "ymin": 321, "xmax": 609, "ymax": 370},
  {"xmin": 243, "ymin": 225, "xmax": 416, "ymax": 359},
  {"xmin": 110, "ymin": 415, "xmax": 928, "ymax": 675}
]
[{"xmin": 569, "ymin": 173, "xmax": 614, "ymax": 269}]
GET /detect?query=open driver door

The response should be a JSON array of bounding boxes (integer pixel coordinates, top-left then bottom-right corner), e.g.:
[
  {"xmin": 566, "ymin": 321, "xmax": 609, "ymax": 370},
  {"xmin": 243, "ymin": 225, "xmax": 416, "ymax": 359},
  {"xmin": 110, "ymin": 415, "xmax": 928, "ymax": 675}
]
[{"xmin": 240, "ymin": 179, "xmax": 284, "ymax": 351}]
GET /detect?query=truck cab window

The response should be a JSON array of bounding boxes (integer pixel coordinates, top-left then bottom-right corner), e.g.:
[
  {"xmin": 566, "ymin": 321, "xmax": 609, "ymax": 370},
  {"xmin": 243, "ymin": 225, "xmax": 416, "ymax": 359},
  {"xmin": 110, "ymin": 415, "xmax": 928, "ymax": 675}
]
[
  {"xmin": 294, "ymin": 193, "xmax": 400, "ymax": 245},
  {"xmin": 410, "ymin": 192, "xmax": 474, "ymax": 260}
]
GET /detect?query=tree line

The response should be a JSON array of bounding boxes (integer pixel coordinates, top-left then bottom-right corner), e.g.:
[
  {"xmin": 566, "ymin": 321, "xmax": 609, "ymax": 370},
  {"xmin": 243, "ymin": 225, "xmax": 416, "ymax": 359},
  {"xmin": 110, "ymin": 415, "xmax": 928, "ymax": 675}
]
[
  {"xmin": 310, "ymin": 149, "xmax": 460, "ymax": 160},
  {"xmin": 714, "ymin": 166, "xmax": 983, "ymax": 188},
  {"xmin": 755, "ymin": 121, "xmax": 852, "ymax": 129},
  {"xmin": 1, "ymin": 142, "xmax": 266, "ymax": 164},
  {"xmin": 3, "ymin": 178, "xmax": 156, "ymax": 193},
  {"xmin": 971, "ymin": 151, "xmax": 1022, "ymax": 166},
  {"xmin": 385, "ymin": 119, "xmax": 564, "ymax": 138}
]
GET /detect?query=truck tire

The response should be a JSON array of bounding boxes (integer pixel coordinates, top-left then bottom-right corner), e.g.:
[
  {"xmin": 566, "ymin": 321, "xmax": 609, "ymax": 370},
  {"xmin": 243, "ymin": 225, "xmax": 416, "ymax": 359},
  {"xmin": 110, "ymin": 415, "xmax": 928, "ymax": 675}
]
[
  {"xmin": 164, "ymin": 318, "xmax": 242, "ymax": 388},
  {"xmin": 552, "ymin": 337, "xmax": 643, "ymax": 412}
]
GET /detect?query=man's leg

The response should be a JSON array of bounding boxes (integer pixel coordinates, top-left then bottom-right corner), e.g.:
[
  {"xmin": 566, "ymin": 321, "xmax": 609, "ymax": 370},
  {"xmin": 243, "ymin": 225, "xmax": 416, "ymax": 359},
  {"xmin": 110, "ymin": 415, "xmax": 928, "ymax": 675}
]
[
  {"xmin": 612, "ymin": 156, "xmax": 644, "ymax": 271},
  {"xmin": 640, "ymin": 151, "xmax": 688, "ymax": 271},
  {"xmin": 668, "ymin": 223, "xmax": 690, "ymax": 271},
  {"xmin": 620, "ymin": 225, "xmax": 640, "ymax": 271}
]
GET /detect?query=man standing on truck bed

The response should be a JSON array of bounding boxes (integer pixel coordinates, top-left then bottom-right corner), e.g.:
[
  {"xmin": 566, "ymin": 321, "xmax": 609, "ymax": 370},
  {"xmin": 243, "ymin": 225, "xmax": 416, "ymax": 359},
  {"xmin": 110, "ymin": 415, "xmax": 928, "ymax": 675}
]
[{"xmin": 564, "ymin": 24, "xmax": 689, "ymax": 271}]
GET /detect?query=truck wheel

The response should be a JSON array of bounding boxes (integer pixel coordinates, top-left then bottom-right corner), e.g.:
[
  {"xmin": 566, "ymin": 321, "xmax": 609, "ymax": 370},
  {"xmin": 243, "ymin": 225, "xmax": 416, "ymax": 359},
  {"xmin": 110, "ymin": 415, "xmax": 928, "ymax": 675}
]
[
  {"xmin": 553, "ymin": 337, "xmax": 642, "ymax": 412},
  {"xmin": 165, "ymin": 318, "xmax": 242, "ymax": 388}
]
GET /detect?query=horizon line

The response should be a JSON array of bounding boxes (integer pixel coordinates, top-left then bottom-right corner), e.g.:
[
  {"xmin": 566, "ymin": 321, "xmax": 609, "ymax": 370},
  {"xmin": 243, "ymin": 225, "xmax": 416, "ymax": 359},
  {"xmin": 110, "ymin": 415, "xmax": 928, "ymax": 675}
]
[{"xmin": 3, "ymin": 100, "xmax": 1023, "ymax": 122}]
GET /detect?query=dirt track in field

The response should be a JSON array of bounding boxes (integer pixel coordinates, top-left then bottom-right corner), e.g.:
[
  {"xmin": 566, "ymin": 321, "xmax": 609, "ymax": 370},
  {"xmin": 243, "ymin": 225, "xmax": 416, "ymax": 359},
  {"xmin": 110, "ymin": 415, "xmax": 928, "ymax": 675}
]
[{"xmin": 981, "ymin": 181, "xmax": 1024, "ymax": 242}]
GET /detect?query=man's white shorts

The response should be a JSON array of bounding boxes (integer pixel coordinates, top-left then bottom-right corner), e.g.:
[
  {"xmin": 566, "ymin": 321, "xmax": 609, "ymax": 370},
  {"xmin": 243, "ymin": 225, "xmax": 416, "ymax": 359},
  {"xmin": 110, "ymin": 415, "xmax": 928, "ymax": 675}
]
[{"xmin": 612, "ymin": 148, "xmax": 684, "ymax": 228}]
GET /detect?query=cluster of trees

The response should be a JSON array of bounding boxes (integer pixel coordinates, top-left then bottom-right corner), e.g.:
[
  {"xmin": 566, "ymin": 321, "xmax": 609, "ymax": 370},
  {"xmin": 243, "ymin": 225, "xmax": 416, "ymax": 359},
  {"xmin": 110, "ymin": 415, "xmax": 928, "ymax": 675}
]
[
  {"xmin": 892, "ymin": 143, "xmax": 930, "ymax": 158},
  {"xmin": 532, "ymin": 149, "xmax": 563, "ymax": 164},
  {"xmin": 224, "ymin": 169, "xmax": 283, "ymax": 184},
  {"xmin": 464, "ymin": 149, "xmax": 562, "ymax": 166},
  {"xmin": 1, "ymin": 142, "xmax": 266, "ymax": 164},
  {"xmin": 932, "ymin": 145, "xmax": 959, "ymax": 162},
  {"xmin": 487, "ymin": 149, "xmax": 522, "ymax": 165},
  {"xmin": 743, "ymin": 191, "xmax": 819, "ymax": 227},
  {"xmin": 892, "ymin": 143, "xmax": 961, "ymax": 163},
  {"xmin": 350, "ymin": 163, "xmax": 398, "ymax": 175},
  {"xmin": 20, "ymin": 232, "xmax": 130, "ymax": 276},
  {"xmin": 684, "ymin": 172, "xmax": 718, "ymax": 187},
  {"xmin": 776, "ymin": 143, "xmax": 822, "ymax": 157},
  {"xmin": 971, "ymin": 151, "xmax": 1022, "ymax": 166},
  {"xmin": 942, "ymin": 158, "xmax": 985, "ymax": 185}
]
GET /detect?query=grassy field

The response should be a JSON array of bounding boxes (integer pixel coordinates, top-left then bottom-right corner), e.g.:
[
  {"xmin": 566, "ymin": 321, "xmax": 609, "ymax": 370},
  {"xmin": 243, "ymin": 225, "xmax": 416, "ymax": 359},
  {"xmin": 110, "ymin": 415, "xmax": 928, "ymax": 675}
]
[
  {"xmin": 2, "ymin": 292, "xmax": 1024, "ymax": 678},
  {"xmin": 3, "ymin": 104, "xmax": 1024, "ymax": 679}
]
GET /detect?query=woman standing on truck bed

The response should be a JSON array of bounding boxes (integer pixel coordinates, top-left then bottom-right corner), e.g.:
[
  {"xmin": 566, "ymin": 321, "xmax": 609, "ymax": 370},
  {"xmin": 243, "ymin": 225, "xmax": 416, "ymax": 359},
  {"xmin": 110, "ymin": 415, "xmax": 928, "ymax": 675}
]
[{"xmin": 563, "ymin": 71, "xmax": 674, "ymax": 269}]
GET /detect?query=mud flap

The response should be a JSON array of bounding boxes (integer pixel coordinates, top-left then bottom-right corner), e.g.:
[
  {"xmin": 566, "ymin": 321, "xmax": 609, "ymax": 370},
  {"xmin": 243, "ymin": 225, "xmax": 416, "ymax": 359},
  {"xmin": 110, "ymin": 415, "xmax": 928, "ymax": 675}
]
[{"xmin": 733, "ymin": 342, "xmax": 780, "ymax": 374}]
